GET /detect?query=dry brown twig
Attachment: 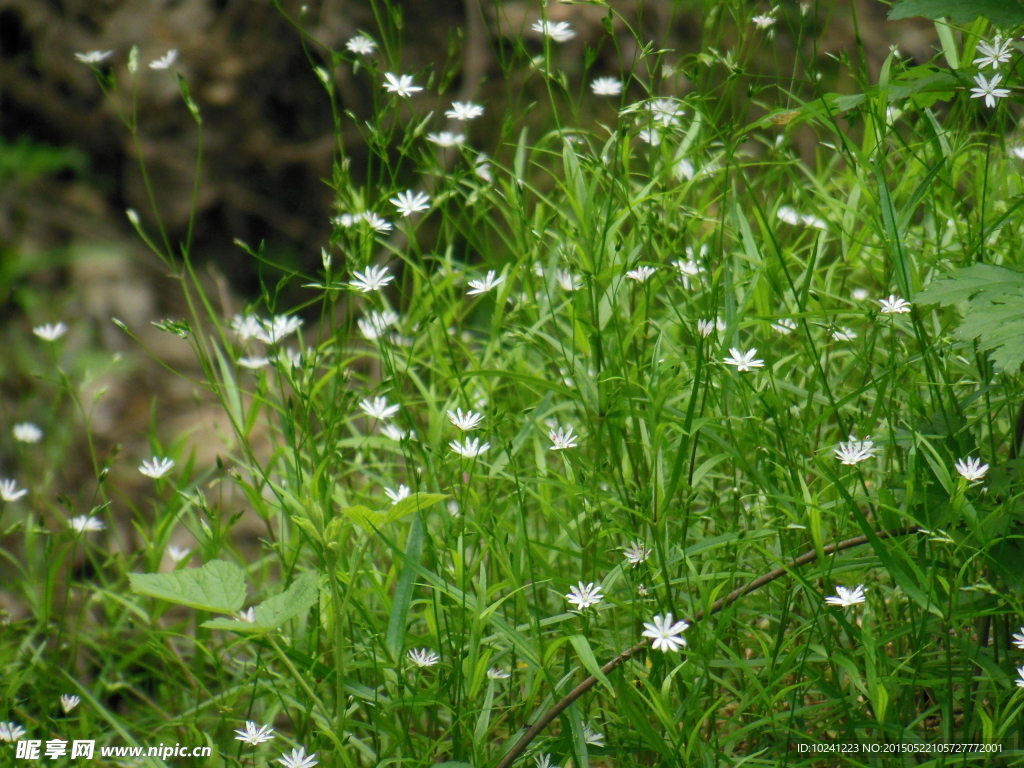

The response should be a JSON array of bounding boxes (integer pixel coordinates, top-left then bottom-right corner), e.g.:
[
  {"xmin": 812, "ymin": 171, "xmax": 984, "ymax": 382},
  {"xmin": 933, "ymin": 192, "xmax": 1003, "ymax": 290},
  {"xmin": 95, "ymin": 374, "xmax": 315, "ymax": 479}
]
[{"xmin": 493, "ymin": 526, "xmax": 922, "ymax": 768}]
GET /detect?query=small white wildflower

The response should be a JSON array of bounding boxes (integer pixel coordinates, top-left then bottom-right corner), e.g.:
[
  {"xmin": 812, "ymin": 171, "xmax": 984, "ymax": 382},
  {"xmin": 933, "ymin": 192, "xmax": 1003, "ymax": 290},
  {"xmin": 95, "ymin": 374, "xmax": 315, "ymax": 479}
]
[
  {"xmin": 390, "ymin": 190, "xmax": 431, "ymax": 217},
  {"xmin": 467, "ymin": 270, "xmax": 505, "ymax": 295},
  {"xmin": 60, "ymin": 695, "xmax": 81, "ymax": 714},
  {"xmin": 649, "ymin": 98, "xmax": 684, "ymax": 126},
  {"xmin": 1012, "ymin": 627, "xmax": 1024, "ymax": 650},
  {"xmin": 383, "ymin": 72, "xmax": 423, "ymax": 97},
  {"xmin": 278, "ymin": 746, "xmax": 318, "ymax": 768},
  {"xmin": 234, "ymin": 721, "xmax": 275, "ymax": 746},
  {"xmin": 625, "ymin": 265, "xmax": 656, "ymax": 283},
  {"xmin": 238, "ymin": 356, "xmax": 270, "ymax": 370},
  {"xmin": 673, "ymin": 258, "xmax": 703, "ymax": 289},
  {"xmin": 878, "ymin": 294, "xmax": 911, "ymax": 314},
  {"xmin": 361, "ymin": 212, "xmax": 393, "ymax": 233},
  {"xmin": 381, "ymin": 423, "xmax": 408, "ymax": 441},
  {"xmin": 167, "ymin": 545, "xmax": 191, "ymax": 564},
  {"xmin": 834, "ymin": 438, "xmax": 875, "ymax": 465},
  {"xmin": 697, "ymin": 319, "xmax": 716, "ymax": 337},
  {"xmin": 346, "ymin": 35, "xmax": 376, "ymax": 55},
  {"xmin": 825, "ymin": 584, "xmax": 867, "ymax": 607},
  {"xmin": 139, "ymin": 457, "xmax": 175, "ymax": 479},
  {"xmin": 0, "ymin": 722, "xmax": 27, "ymax": 741},
  {"xmin": 531, "ymin": 20, "xmax": 576, "ymax": 42},
  {"xmin": 487, "ymin": 666, "xmax": 511, "ymax": 679},
  {"xmin": 0, "ymin": 479, "xmax": 27, "ymax": 502},
  {"xmin": 970, "ymin": 73, "xmax": 1010, "ymax": 108},
  {"xmin": 384, "ymin": 485, "xmax": 412, "ymax": 505},
  {"xmin": 1016, "ymin": 665, "xmax": 1024, "ymax": 689},
  {"xmin": 555, "ymin": 269, "xmax": 582, "ymax": 291},
  {"xmin": 752, "ymin": 12, "xmax": 775, "ymax": 29},
  {"xmin": 358, "ymin": 310, "xmax": 400, "ymax": 340},
  {"xmin": 33, "ymin": 322, "xmax": 68, "ymax": 341},
  {"xmin": 623, "ymin": 540, "xmax": 652, "ymax": 566},
  {"xmin": 448, "ymin": 408, "xmax": 483, "ymax": 431},
  {"xmin": 149, "ymin": 50, "xmax": 177, "ymax": 70},
  {"xmin": 231, "ymin": 314, "xmax": 264, "ymax": 341},
  {"xmin": 638, "ymin": 127, "xmax": 661, "ymax": 146},
  {"xmin": 777, "ymin": 206, "xmax": 801, "ymax": 225},
  {"xmin": 407, "ymin": 648, "xmax": 440, "ymax": 667},
  {"xmin": 637, "ymin": 583, "xmax": 649, "ymax": 596},
  {"xmin": 74, "ymin": 51, "xmax": 113, "ymax": 64},
  {"xmin": 582, "ymin": 723, "xmax": 605, "ymax": 747},
  {"xmin": 427, "ymin": 131, "xmax": 466, "ymax": 147},
  {"xmin": 256, "ymin": 315, "xmax": 304, "ymax": 344},
  {"xmin": 237, "ymin": 607, "xmax": 257, "ymax": 623},
  {"xmin": 832, "ymin": 326, "xmax": 857, "ymax": 341},
  {"xmin": 359, "ymin": 396, "xmax": 400, "ymax": 420},
  {"xmin": 974, "ymin": 35, "xmax": 1013, "ymax": 69},
  {"xmin": 566, "ymin": 581, "xmax": 604, "ymax": 610},
  {"xmin": 450, "ymin": 437, "xmax": 489, "ymax": 458},
  {"xmin": 722, "ymin": 348, "xmax": 764, "ymax": 371},
  {"xmin": 13, "ymin": 423, "xmax": 43, "ymax": 443},
  {"xmin": 852, "ymin": 288, "xmax": 870, "ymax": 301},
  {"xmin": 954, "ymin": 457, "xmax": 988, "ymax": 483},
  {"xmin": 590, "ymin": 77, "xmax": 623, "ymax": 96},
  {"xmin": 772, "ymin": 318, "xmax": 797, "ymax": 335},
  {"xmin": 69, "ymin": 516, "xmax": 105, "ymax": 533},
  {"xmin": 641, "ymin": 613, "xmax": 690, "ymax": 652},
  {"xmin": 445, "ymin": 102, "xmax": 484, "ymax": 120},
  {"xmin": 349, "ymin": 265, "xmax": 394, "ymax": 292},
  {"xmin": 474, "ymin": 154, "xmax": 493, "ymax": 181},
  {"xmin": 549, "ymin": 425, "xmax": 578, "ymax": 450}
]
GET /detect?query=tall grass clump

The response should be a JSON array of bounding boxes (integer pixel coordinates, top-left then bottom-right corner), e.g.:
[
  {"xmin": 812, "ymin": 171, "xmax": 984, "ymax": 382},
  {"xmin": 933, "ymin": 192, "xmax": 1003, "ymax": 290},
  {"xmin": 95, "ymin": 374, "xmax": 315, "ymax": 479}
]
[{"xmin": 4, "ymin": 1, "xmax": 1024, "ymax": 766}]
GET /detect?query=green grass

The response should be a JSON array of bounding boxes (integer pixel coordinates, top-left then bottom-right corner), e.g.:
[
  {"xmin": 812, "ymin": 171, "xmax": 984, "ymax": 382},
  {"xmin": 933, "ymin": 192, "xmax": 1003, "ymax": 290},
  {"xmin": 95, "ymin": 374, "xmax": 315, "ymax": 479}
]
[{"xmin": 3, "ymin": 2, "xmax": 1024, "ymax": 767}]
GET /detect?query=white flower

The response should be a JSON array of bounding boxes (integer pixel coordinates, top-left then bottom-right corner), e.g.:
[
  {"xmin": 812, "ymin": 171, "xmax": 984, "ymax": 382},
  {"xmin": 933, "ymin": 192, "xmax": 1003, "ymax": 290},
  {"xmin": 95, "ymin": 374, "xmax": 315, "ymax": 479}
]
[
  {"xmin": 474, "ymin": 154, "xmax": 493, "ymax": 181},
  {"xmin": 832, "ymin": 326, "xmax": 857, "ymax": 341},
  {"xmin": 531, "ymin": 20, "xmax": 576, "ymax": 42},
  {"xmin": 349, "ymin": 265, "xmax": 394, "ymax": 292},
  {"xmin": 582, "ymin": 723, "xmax": 605, "ymax": 747},
  {"xmin": 384, "ymin": 485, "xmax": 411, "ymax": 505},
  {"xmin": 638, "ymin": 128, "xmax": 661, "ymax": 146},
  {"xmin": 358, "ymin": 310, "xmax": 400, "ymax": 340},
  {"xmin": 237, "ymin": 607, "xmax": 257, "ymax": 623},
  {"xmin": 534, "ymin": 755, "xmax": 560, "ymax": 768},
  {"xmin": 256, "ymin": 314, "xmax": 304, "ymax": 344},
  {"xmin": 590, "ymin": 77, "xmax": 623, "ymax": 96},
  {"xmin": 825, "ymin": 584, "xmax": 867, "ymax": 607},
  {"xmin": 167, "ymin": 545, "xmax": 191, "ymax": 564},
  {"xmin": 13, "ymin": 423, "xmax": 43, "ymax": 443},
  {"xmin": 641, "ymin": 613, "xmax": 690, "ymax": 652},
  {"xmin": 974, "ymin": 35, "xmax": 1013, "ymax": 69},
  {"xmin": 649, "ymin": 98, "xmax": 684, "ymax": 126},
  {"xmin": 970, "ymin": 72, "xmax": 1010, "ymax": 108},
  {"xmin": 74, "ymin": 51, "xmax": 113, "ymax": 64},
  {"xmin": 878, "ymin": 294, "xmax": 911, "ymax": 314},
  {"xmin": 450, "ymin": 437, "xmax": 489, "ymax": 458},
  {"xmin": 777, "ymin": 206, "xmax": 801, "ymax": 225},
  {"xmin": 487, "ymin": 666, "xmax": 511, "ymax": 680},
  {"xmin": 60, "ymin": 694, "xmax": 80, "ymax": 714},
  {"xmin": 33, "ymin": 322, "xmax": 68, "ymax": 341},
  {"xmin": 954, "ymin": 457, "xmax": 989, "ymax": 483},
  {"xmin": 445, "ymin": 102, "xmax": 484, "ymax": 120},
  {"xmin": 448, "ymin": 408, "xmax": 483, "ymax": 431},
  {"xmin": 390, "ymin": 190, "xmax": 431, "ymax": 217},
  {"xmin": 752, "ymin": 12, "xmax": 775, "ymax": 29},
  {"xmin": 852, "ymin": 288, "xmax": 870, "ymax": 301},
  {"xmin": 697, "ymin": 319, "xmax": 716, "ymax": 337},
  {"xmin": 0, "ymin": 721, "xmax": 27, "ymax": 742},
  {"xmin": 278, "ymin": 746, "xmax": 318, "ymax": 768},
  {"xmin": 234, "ymin": 721, "xmax": 275, "ymax": 746},
  {"xmin": 408, "ymin": 648, "xmax": 440, "ymax": 667},
  {"xmin": 1010, "ymin": 145, "xmax": 1024, "ymax": 160},
  {"xmin": 149, "ymin": 50, "xmax": 178, "ymax": 70},
  {"xmin": 772, "ymin": 318, "xmax": 797, "ymax": 335},
  {"xmin": 623, "ymin": 540, "xmax": 651, "ymax": 566},
  {"xmin": 359, "ymin": 396, "xmax": 400, "ymax": 420},
  {"xmin": 69, "ymin": 516, "xmax": 105, "ymax": 533},
  {"xmin": 468, "ymin": 270, "xmax": 505, "ymax": 295},
  {"xmin": 0, "ymin": 479, "xmax": 27, "ymax": 502},
  {"xmin": 383, "ymin": 72, "xmax": 422, "ymax": 97},
  {"xmin": 556, "ymin": 269, "xmax": 582, "ymax": 291},
  {"xmin": 381, "ymin": 423, "xmax": 408, "ymax": 441},
  {"xmin": 722, "ymin": 348, "xmax": 764, "ymax": 371},
  {"xmin": 626, "ymin": 266, "xmax": 656, "ymax": 283},
  {"xmin": 1016, "ymin": 665, "xmax": 1024, "ymax": 689},
  {"xmin": 427, "ymin": 131, "xmax": 466, "ymax": 147},
  {"xmin": 361, "ymin": 212, "xmax": 393, "ymax": 233},
  {"xmin": 834, "ymin": 438, "xmax": 876, "ymax": 465},
  {"xmin": 637, "ymin": 583, "xmax": 649, "ymax": 596},
  {"xmin": 1012, "ymin": 627, "xmax": 1024, "ymax": 650},
  {"xmin": 549, "ymin": 425, "xmax": 578, "ymax": 450},
  {"xmin": 346, "ymin": 35, "xmax": 376, "ymax": 55},
  {"xmin": 231, "ymin": 314, "xmax": 263, "ymax": 341},
  {"xmin": 139, "ymin": 457, "xmax": 175, "ymax": 478},
  {"xmin": 673, "ymin": 258, "xmax": 703, "ymax": 289},
  {"xmin": 238, "ymin": 356, "xmax": 270, "ymax": 370},
  {"xmin": 566, "ymin": 581, "xmax": 604, "ymax": 610}
]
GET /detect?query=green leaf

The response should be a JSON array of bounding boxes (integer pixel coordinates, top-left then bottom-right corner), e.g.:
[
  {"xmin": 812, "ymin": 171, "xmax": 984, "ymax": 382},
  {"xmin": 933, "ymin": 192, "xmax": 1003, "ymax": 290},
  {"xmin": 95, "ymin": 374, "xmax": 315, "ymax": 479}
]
[
  {"xmin": 386, "ymin": 515, "xmax": 424, "ymax": 661},
  {"xmin": 888, "ymin": 0, "xmax": 1024, "ymax": 26},
  {"xmin": 915, "ymin": 264, "xmax": 1024, "ymax": 372},
  {"xmin": 568, "ymin": 634, "xmax": 615, "ymax": 695},
  {"xmin": 128, "ymin": 560, "xmax": 247, "ymax": 613},
  {"xmin": 202, "ymin": 571, "xmax": 320, "ymax": 634},
  {"xmin": 339, "ymin": 493, "xmax": 448, "ymax": 534}
]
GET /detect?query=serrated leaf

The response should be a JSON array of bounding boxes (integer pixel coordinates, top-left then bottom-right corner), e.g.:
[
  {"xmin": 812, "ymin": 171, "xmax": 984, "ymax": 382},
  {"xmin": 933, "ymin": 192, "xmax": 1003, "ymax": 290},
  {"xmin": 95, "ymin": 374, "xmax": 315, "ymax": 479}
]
[
  {"xmin": 129, "ymin": 560, "xmax": 247, "ymax": 613},
  {"xmin": 202, "ymin": 570, "xmax": 319, "ymax": 634},
  {"xmin": 888, "ymin": 0, "xmax": 1024, "ymax": 26}
]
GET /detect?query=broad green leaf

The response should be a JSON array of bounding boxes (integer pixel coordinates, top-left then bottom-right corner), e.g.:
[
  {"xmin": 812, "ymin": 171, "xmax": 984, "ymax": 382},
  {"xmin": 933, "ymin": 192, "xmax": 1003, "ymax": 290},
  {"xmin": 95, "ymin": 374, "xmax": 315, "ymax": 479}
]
[
  {"xmin": 339, "ymin": 493, "xmax": 448, "ymax": 534},
  {"xmin": 202, "ymin": 571, "xmax": 320, "ymax": 634},
  {"xmin": 128, "ymin": 560, "xmax": 246, "ymax": 613},
  {"xmin": 568, "ymin": 634, "xmax": 615, "ymax": 695},
  {"xmin": 889, "ymin": 0, "xmax": 1024, "ymax": 26}
]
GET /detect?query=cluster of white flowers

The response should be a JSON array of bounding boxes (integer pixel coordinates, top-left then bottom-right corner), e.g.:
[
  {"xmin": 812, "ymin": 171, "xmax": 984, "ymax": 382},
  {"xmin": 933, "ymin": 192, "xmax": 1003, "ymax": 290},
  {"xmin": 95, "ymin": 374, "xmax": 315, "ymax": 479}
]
[{"xmin": 970, "ymin": 35, "xmax": 1014, "ymax": 107}]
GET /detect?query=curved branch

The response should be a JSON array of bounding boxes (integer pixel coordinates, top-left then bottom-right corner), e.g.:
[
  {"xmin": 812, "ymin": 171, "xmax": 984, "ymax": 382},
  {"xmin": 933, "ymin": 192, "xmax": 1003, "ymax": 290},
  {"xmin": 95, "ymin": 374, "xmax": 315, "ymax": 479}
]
[{"xmin": 493, "ymin": 526, "xmax": 922, "ymax": 768}]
